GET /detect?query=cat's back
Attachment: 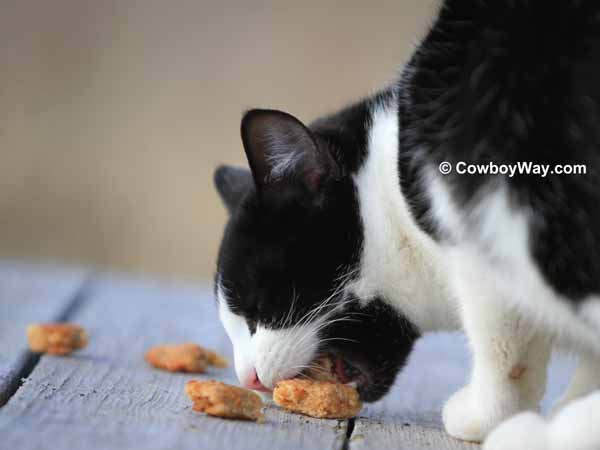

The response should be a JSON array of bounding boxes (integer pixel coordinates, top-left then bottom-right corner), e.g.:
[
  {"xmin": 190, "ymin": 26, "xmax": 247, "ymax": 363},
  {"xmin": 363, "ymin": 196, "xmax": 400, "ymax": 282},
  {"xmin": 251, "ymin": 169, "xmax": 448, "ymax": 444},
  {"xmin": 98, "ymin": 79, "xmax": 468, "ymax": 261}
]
[
  {"xmin": 406, "ymin": 0, "xmax": 600, "ymax": 167},
  {"xmin": 402, "ymin": 0, "xmax": 600, "ymax": 305}
]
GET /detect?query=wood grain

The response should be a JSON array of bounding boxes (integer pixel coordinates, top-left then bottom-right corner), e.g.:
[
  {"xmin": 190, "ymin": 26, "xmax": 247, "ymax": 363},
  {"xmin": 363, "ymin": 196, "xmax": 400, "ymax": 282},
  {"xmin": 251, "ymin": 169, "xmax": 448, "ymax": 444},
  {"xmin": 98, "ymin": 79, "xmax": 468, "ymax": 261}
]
[
  {"xmin": 351, "ymin": 332, "xmax": 576, "ymax": 449},
  {"xmin": 0, "ymin": 274, "xmax": 347, "ymax": 450},
  {"xmin": 0, "ymin": 266, "xmax": 578, "ymax": 450},
  {"xmin": 0, "ymin": 261, "xmax": 87, "ymax": 404},
  {"xmin": 351, "ymin": 332, "xmax": 477, "ymax": 449}
]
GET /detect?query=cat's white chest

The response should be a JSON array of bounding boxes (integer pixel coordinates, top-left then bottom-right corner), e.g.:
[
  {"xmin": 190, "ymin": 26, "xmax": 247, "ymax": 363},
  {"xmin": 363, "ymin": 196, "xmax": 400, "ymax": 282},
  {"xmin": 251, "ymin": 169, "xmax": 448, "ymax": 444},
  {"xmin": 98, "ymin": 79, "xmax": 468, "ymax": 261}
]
[{"xmin": 349, "ymin": 105, "xmax": 457, "ymax": 332}]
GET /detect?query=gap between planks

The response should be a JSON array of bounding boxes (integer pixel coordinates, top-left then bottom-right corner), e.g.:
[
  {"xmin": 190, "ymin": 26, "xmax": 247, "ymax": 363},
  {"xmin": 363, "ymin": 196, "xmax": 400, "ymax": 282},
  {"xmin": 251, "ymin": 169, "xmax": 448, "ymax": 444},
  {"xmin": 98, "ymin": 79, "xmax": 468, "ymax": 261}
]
[
  {"xmin": 0, "ymin": 277, "xmax": 94, "ymax": 408},
  {"xmin": 342, "ymin": 417, "xmax": 356, "ymax": 450},
  {"xmin": 1, "ymin": 275, "xmax": 349, "ymax": 450}
]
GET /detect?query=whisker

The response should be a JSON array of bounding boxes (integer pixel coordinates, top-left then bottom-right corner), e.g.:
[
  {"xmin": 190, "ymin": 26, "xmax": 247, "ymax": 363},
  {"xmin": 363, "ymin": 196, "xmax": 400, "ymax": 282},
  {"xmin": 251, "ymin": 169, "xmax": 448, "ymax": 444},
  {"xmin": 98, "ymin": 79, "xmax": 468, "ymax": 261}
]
[
  {"xmin": 291, "ymin": 315, "xmax": 359, "ymax": 352},
  {"xmin": 282, "ymin": 285, "xmax": 298, "ymax": 328},
  {"xmin": 318, "ymin": 337, "xmax": 360, "ymax": 344},
  {"xmin": 279, "ymin": 266, "xmax": 361, "ymax": 361}
]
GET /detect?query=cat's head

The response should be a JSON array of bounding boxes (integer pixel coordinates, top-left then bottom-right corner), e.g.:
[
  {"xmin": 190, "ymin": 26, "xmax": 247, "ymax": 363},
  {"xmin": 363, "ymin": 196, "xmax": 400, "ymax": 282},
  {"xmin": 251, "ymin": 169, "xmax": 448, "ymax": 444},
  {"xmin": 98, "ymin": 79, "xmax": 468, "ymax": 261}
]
[{"xmin": 214, "ymin": 108, "xmax": 419, "ymax": 402}]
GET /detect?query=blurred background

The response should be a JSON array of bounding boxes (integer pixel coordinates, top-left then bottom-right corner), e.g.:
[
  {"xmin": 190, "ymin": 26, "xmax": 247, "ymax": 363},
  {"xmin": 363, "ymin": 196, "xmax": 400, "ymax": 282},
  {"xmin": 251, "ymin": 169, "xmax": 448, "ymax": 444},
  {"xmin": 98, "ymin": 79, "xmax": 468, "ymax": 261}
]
[{"xmin": 1, "ymin": 0, "xmax": 437, "ymax": 282}]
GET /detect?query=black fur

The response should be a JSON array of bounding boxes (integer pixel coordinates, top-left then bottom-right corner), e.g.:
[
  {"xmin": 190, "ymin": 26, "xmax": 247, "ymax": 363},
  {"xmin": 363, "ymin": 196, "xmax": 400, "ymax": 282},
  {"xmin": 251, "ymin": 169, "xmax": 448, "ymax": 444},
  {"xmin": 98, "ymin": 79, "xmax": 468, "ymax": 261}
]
[
  {"xmin": 321, "ymin": 296, "xmax": 419, "ymax": 401},
  {"xmin": 400, "ymin": 0, "xmax": 600, "ymax": 301},
  {"xmin": 215, "ymin": 92, "xmax": 419, "ymax": 401},
  {"xmin": 214, "ymin": 0, "xmax": 600, "ymax": 404},
  {"xmin": 214, "ymin": 165, "xmax": 253, "ymax": 214}
]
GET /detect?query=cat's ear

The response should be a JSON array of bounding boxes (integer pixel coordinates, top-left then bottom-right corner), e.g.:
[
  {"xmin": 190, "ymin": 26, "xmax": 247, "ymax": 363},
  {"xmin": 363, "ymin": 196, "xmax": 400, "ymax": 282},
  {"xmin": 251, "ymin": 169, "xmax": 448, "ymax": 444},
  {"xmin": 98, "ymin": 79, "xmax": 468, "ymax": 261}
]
[
  {"xmin": 240, "ymin": 109, "xmax": 338, "ymax": 195},
  {"xmin": 214, "ymin": 165, "xmax": 253, "ymax": 214}
]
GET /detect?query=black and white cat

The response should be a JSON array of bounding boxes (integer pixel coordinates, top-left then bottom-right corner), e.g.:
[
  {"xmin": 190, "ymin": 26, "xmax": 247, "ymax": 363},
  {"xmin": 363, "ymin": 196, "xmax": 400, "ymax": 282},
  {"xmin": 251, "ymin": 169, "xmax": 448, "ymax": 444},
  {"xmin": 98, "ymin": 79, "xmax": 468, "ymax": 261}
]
[{"xmin": 214, "ymin": 1, "xmax": 600, "ymax": 448}]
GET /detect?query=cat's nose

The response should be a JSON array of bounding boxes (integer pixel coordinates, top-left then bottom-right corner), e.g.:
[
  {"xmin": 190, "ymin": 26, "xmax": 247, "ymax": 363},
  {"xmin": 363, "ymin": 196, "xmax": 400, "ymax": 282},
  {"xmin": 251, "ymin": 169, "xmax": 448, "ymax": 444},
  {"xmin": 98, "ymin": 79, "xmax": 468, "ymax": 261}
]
[{"xmin": 244, "ymin": 368, "xmax": 270, "ymax": 392}]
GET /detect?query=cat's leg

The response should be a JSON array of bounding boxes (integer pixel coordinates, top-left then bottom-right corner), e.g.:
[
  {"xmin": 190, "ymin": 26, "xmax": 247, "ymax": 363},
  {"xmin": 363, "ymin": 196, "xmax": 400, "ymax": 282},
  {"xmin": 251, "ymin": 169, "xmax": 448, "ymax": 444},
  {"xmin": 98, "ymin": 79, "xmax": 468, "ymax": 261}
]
[
  {"xmin": 442, "ymin": 261, "xmax": 552, "ymax": 442},
  {"xmin": 484, "ymin": 391, "xmax": 600, "ymax": 450},
  {"xmin": 442, "ymin": 312, "xmax": 551, "ymax": 442},
  {"xmin": 551, "ymin": 353, "xmax": 600, "ymax": 415}
]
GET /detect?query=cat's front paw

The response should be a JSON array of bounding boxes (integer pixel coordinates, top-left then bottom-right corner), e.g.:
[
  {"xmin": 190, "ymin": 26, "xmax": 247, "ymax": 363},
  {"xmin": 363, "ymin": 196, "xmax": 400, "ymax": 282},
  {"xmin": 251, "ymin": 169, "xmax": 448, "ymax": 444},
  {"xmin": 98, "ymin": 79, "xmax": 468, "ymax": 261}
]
[
  {"xmin": 483, "ymin": 412, "xmax": 548, "ymax": 450},
  {"xmin": 443, "ymin": 386, "xmax": 491, "ymax": 442},
  {"xmin": 484, "ymin": 392, "xmax": 600, "ymax": 450},
  {"xmin": 443, "ymin": 384, "xmax": 520, "ymax": 443}
]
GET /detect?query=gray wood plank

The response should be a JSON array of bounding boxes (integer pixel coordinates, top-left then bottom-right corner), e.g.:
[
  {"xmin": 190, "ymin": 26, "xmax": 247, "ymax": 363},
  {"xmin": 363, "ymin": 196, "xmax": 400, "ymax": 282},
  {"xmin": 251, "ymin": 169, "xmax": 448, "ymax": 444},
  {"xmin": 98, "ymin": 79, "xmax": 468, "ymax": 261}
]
[
  {"xmin": 350, "ymin": 420, "xmax": 480, "ymax": 450},
  {"xmin": 0, "ymin": 274, "xmax": 347, "ymax": 450},
  {"xmin": 351, "ymin": 332, "xmax": 577, "ymax": 450},
  {"xmin": 0, "ymin": 261, "xmax": 87, "ymax": 405}
]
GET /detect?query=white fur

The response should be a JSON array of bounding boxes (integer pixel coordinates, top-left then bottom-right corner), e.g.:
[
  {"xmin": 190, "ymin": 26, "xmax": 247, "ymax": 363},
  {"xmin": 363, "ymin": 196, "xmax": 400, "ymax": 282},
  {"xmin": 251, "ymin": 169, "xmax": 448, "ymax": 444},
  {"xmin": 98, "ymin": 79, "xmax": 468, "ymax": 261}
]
[
  {"xmin": 425, "ymin": 169, "xmax": 600, "ymax": 441},
  {"xmin": 217, "ymin": 288, "xmax": 254, "ymax": 385},
  {"xmin": 252, "ymin": 324, "xmax": 320, "ymax": 388},
  {"xmin": 349, "ymin": 102, "xmax": 459, "ymax": 332},
  {"xmin": 427, "ymin": 171, "xmax": 600, "ymax": 354},
  {"xmin": 581, "ymin": 296, "xmax": 600, "ymax": 331},
  {"xmin": 265, "ymin": 149, "xmax": 303, "ymax": 181},
  {"xmin": 551, "ymin": 354, "xmax": 600, "ymax": 414},
  {"xmin": 441, "ymin": 256, "xmax": 552, "ymax": 441},
  {"xmin": 217, "ymin": 99, "xmax": 600, "ymax": 444},
  {"xmin": 484, "ymin": 392, "xmax": 600, "ymax": 450},
  {"xmin": 218, "ymin": 286, "xmax": 320, "ymax": 389}
]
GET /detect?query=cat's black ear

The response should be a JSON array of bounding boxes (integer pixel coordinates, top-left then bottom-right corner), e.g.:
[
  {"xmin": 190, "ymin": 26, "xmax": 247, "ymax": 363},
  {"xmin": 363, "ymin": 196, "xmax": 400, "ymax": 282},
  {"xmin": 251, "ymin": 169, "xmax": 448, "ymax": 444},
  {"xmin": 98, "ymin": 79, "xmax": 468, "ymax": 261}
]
[
  {"xmin": 241, "ymin": 109, "xmax": 338, "ymax": 195},
  {"xmin": 214, "ymin": 165, "xmax": 253, "ymax": 214}
]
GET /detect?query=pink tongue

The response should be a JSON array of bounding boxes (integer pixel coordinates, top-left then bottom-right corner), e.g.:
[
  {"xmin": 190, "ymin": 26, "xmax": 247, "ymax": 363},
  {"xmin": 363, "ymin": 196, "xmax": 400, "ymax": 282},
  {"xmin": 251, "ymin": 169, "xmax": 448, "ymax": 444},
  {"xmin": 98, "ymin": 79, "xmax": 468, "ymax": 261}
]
[{"xmin": 334, "ymin": 355, "xmax": 351, "ymax": 384}]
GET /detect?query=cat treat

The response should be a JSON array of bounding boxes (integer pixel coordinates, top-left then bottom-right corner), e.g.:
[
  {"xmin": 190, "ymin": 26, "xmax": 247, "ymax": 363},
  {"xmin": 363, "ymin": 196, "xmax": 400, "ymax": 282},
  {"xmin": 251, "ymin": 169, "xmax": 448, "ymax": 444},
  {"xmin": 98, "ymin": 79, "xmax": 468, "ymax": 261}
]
[
  {"xmin": 273, "ymin": 379, "xmax": 362, "ymax": 419},
  {"xmin": 26, "ymin": 323, "xmax": 88, "ymax": 356},
  {"xmin": 185, "ymin": 380, "xmax": 265, "ymax": 422},
  {"xmin": 145, "ymin": 343, "xmax": 228, "ymax": 373},
  {"xmin": 203, "ymin": 348, "xmax": 229, "ymax": 369}
]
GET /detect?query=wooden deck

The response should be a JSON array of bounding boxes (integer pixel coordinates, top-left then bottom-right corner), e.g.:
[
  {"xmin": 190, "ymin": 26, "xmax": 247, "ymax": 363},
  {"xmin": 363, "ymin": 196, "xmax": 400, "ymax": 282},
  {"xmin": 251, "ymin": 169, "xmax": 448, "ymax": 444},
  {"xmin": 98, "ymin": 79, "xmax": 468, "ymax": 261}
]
[{"xmin": 0, "ymin": 262, "xmax": 576, "ymax": 450}]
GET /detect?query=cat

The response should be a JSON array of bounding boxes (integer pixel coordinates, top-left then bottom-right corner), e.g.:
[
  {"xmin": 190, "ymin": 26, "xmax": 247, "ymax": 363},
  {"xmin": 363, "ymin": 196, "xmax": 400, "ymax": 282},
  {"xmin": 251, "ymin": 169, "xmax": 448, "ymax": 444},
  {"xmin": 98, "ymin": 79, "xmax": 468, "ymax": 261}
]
[{"xmin": 214, "ymin": 0, "xmax": 600, "ymax": 448}]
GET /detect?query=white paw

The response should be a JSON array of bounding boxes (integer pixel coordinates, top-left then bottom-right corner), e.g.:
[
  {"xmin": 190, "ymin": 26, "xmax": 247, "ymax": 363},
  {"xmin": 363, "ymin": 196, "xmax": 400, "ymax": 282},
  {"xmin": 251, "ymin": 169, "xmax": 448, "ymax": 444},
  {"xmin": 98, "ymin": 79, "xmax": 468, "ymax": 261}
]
[
  {"xmin": 484, "ymin": 412, "xmax": 548, "ymax": 450},
  {"xmin": 549, "ymin": 383, "xmax": 600, "ymax": 417},
  {"xmin": 485, "ymin": 392, "xmax": 600, "ymax": 450},
  {"xmin": 550, "ymin": 392, "xmax": 600, "ymax": 450},
  {"xmin": 443, "ymin": 384, "xmax": 520, "ymax": 443}
]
